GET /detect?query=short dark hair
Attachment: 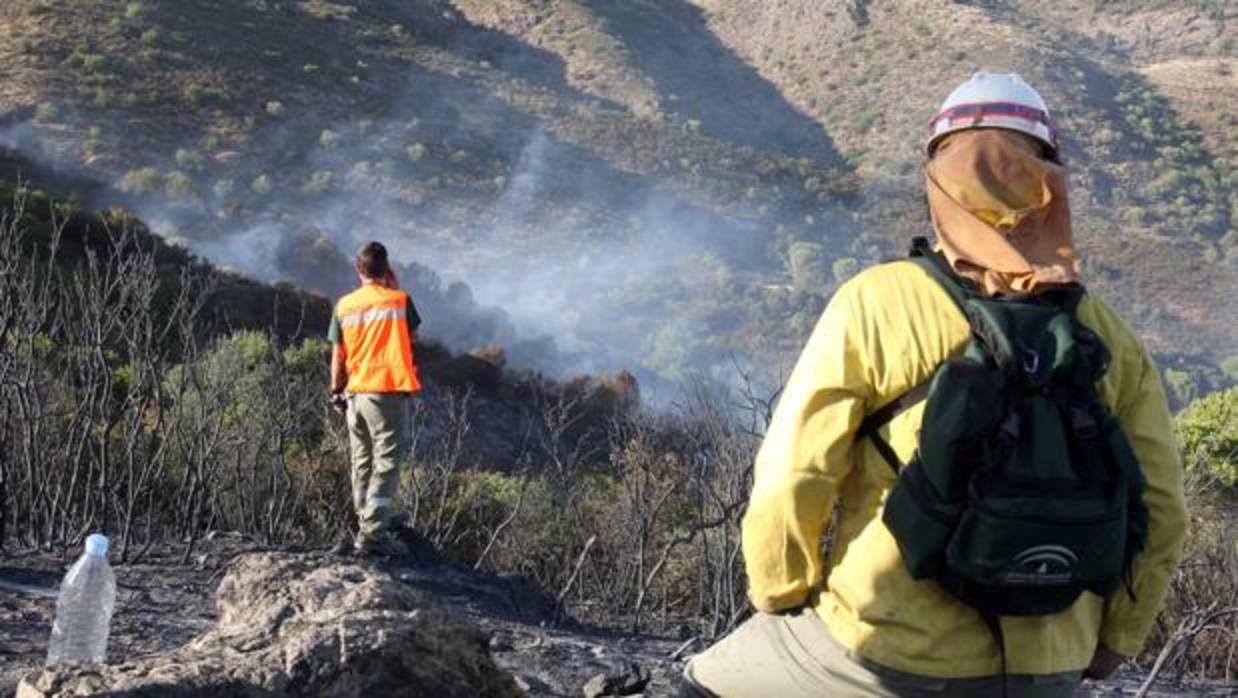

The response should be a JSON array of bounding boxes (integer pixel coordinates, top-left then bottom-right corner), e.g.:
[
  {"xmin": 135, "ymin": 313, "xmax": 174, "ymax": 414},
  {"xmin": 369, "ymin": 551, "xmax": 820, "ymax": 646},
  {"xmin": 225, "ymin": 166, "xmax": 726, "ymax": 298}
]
[{"xmin": 355, "ymin": 241, "xmax": 389, "ymax": 279}]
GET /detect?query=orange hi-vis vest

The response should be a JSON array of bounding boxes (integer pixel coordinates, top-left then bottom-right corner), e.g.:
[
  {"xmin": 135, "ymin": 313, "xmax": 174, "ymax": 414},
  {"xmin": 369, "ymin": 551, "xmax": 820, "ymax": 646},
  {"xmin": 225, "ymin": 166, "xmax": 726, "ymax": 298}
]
[{"xmin": 335, "ymin": 285, "xmax": 421, "ymax": 394}]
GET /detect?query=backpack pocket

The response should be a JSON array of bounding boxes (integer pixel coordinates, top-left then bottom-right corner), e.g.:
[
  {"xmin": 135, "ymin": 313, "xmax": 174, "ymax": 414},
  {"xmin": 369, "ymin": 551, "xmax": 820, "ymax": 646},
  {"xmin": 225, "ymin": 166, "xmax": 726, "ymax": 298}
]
[
  {"xmin": 945, "ymin": 499, "xmax": 1127, "ymax": 613},
  {"xmin": 882, "ymin": 459, "xmax": 963, "ymax": 579}
]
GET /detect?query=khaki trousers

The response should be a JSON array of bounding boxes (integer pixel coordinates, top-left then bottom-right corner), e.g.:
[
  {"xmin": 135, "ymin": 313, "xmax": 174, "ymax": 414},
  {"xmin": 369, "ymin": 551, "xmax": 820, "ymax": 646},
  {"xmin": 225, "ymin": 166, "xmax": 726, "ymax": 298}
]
[
  {"xmin": 683, "ymin": 609, "xmax": 1081, "ymax": 698},
  {"xmin": 346, "ymin": 393, "xmax": 410, "ymax": 542}
]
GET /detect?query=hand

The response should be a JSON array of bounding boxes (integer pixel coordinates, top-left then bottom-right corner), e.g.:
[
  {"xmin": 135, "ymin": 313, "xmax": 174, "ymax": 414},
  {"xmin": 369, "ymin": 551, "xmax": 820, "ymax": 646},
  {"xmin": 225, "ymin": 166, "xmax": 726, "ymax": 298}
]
[
  {"xmin": 1082, "ymin": 644, "xmax": 1126, "ymax": 680},
  {"xmin": 328, "ymin": 392, "xmax": 347, "ymax": 415}
]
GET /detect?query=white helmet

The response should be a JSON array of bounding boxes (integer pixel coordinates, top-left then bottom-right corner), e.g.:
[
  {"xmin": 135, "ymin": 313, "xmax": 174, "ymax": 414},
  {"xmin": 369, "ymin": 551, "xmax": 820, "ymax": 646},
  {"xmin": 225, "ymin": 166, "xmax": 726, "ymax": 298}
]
[{"xmin": 928, "ymin": 71, "xmax": 1058, "ymax": 157}]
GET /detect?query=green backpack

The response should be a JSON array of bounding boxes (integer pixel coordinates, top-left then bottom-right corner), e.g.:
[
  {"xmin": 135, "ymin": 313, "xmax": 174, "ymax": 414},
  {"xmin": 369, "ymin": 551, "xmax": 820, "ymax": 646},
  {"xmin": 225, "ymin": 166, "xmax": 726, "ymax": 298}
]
[{"xmin": 861, "ymin": 239, "xmax": 1149, "ymax": 652}]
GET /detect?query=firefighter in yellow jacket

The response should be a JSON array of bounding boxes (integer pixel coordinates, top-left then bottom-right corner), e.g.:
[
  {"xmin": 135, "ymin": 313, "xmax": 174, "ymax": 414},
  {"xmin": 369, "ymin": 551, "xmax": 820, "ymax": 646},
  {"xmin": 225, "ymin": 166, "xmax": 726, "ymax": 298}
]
[
  {"xmin": 680, "ymin": 73, "xmax": 1187, "ymax": 696},
  {"xmin": 329, "ymin": 241, "xmax": 422, "ymax": 557}
]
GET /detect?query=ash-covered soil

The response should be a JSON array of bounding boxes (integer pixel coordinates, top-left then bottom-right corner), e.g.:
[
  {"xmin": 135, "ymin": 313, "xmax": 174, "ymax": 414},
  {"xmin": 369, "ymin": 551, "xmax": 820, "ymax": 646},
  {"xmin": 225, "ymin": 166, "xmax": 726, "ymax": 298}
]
[
  {"xmin": 0, "ymin": 535, "xmax": 252, "ymax": 695},
  {"xmin": 0, "ymin": 536, "xmax": 1231, "ymax": 698},
  {"xmin": 0, "ymin": 534, "xmax": 684, "ymax": 697}
]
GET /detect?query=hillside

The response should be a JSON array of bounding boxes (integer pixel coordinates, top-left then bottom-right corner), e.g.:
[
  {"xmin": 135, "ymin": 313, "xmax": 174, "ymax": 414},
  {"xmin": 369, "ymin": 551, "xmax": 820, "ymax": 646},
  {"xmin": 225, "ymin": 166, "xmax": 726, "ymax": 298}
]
[
  {"xmin": 0, "ymin": 170, "xmax": 637, "ymax": 477},
  {"xmin": 0, "ymin": 0, "xmax": 1232, "ymax": 394},
  {"xmin": 1, "ymin": 5, "xmax": 1236, "ymax": 690}
]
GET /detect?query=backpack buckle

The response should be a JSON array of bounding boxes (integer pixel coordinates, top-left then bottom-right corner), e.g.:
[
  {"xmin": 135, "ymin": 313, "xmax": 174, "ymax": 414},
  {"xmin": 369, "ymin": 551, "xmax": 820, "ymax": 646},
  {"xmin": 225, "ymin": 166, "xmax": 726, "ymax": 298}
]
[
  {"xmin": 1070, "ymin": 407, "xmax": 1098, "ymax": 440},
  {"xmin": 1001, "ymin": 412, "xmax": 1021, "ymax": 439},
  {"xmin": 1021, "ymin": 349, "xmax": 1040, "ymax": 375}
]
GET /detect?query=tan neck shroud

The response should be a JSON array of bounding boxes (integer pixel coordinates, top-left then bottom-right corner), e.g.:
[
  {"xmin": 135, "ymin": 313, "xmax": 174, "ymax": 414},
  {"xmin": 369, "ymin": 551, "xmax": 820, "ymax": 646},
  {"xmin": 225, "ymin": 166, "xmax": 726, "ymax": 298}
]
[{"xmin": 926, "ymin": 129, "xmax": 1080, "ymax": 296}]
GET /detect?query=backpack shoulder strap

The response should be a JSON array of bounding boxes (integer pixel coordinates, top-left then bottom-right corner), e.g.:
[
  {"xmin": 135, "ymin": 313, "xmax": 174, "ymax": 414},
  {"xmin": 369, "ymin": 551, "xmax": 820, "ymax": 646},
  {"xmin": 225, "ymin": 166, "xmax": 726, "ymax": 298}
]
[
  {"xmin": 858, "ymin": 237, "xmax": 976, "ymax": 474},
  {"xmin": 857, "ymin": 381, "xmax": 932, "ymax": 472},
  {"xmin": 907, "ymin": 236, "xmax": 975, "ymax": 315}
]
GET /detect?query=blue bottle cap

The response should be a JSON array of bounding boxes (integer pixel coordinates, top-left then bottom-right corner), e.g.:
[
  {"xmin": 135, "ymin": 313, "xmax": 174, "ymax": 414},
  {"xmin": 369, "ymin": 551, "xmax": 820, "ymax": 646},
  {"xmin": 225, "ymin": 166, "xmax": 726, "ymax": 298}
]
[{"xmin": 85, "ymin": 534, "xmax": 109, "ymax": 557}]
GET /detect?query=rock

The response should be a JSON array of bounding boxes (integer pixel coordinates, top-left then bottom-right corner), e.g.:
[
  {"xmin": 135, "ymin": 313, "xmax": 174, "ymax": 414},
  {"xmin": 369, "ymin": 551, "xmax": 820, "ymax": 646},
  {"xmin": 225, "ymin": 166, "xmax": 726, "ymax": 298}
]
[
  {"xmin": 581, "ymin": 662, "xmax": 650, "ymax": 697},
  {"xmin": 18, "ymin": 552, "xmax": 520, "ymax": 697},
  {"xmin": 490, "ymin": 635, "xmax": 514, "ymax": 652},
  {"xmin": 582, "ymin": 674, "xmax": 610, "ymax": 698}
]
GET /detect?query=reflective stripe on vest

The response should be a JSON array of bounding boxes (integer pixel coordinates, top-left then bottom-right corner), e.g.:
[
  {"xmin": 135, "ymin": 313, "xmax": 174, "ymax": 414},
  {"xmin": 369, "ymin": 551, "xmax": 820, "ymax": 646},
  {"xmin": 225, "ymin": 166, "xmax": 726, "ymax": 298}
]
[
  {"xmin": 339, "ymin": 306, "xmax": 407, "ymax": 328},
  {"xmin": 336, "ymin": 286, "xmax": 421, "ymax": 394}
]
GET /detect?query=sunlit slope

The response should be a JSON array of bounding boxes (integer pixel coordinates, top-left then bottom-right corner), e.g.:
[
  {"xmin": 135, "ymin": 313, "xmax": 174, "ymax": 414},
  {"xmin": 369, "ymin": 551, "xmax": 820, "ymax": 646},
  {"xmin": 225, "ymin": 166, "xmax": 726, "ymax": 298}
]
[
  {"xmin": 693, "ymin": 0, "xmax": 1235, "ymax": 359},
  {"xmin": 0, "ymin": 0, "xmax": 1231, "ymax": 384}
]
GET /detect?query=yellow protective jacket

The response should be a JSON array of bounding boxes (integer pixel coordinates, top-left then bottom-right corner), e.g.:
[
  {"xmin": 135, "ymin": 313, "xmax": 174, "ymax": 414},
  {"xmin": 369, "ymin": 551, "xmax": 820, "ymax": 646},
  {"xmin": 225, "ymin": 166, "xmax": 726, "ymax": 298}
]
[{"xmin": 742, "ymin": 260, "xmax": 1187, "ymax": 677}]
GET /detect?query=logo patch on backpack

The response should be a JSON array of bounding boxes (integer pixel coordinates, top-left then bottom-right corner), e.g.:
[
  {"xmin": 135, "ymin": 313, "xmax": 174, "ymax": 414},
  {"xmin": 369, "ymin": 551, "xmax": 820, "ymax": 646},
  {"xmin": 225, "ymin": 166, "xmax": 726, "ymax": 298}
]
[{"xmin": 1002, "ymin": 545, "xmax": 1077, "ymax": 586}]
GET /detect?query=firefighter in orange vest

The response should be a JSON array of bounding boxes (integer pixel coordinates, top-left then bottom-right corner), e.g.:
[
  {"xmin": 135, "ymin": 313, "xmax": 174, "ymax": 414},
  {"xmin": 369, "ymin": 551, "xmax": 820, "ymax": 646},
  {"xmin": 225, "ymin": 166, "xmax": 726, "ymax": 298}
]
[{"xmin": 329, "ymin": 241, "xmax": 422, "ymax": 557}]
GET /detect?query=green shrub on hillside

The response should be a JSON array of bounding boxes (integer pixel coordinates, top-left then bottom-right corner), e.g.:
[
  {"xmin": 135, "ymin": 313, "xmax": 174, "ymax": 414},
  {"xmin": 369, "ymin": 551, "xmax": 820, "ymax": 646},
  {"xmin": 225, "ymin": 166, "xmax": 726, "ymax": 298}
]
[
  {"xmin": 83, "ymin": 126, "xmax": 103, "ymax": 154},
  {"xmin": 175, "ymin": 148, "xmax": 204, "ymax": 171},
  {"xmin": 213, "ymin": 178, "xmax": 235, "ymax": 199},
  {"xmin": 91, "ymin": 87, "xmax": 115, "ymax": 108},
  {"xmin": 1165, "ymin": 368, "xmax": 1200, "ymax": 407},
  {"xmin": 1151, "ymin": 384, "xmax": 1238, "ymax": 677},
  {"xmin": 251, "ymin": 174, "xmax": 273, "ymax": 195},
  {"xmin": 1093, "ymin": 0, "xmax": 1229, "ymax": 16},
  {"xmin": 788, "ymin": 241, "xmax": 828, "ymax": 290},
  {"xmin": 301, "ymin": 170, "xmax": 334, "ymax": 195},
  {"xmin": 33, "ymin": 103, "xmax": 58, "ymax": 123},
  {"xmin": 180, "ymin": 83, "xmax": 205, "ymax": 106},
  {"xmin": 1222, "ymin": 355, "xmax": 1238, "ymax": 382},
  {"xmin": 73, "ymin": 51, "xmax": 108, "ymax": 73},
  {"xmin": 164, "ymin": 171, "xmax": 193, "ymax": 200},
  {"xmin": 1158, "ymin": 355, "xmax": 1235, "ymax": 412},
  {"xmin": 1177, "ymin": 387, "xmax": 1237, "ymax": 487},
  {"xmin": 1114, "ymin": 78, "xmax": 1233, "ymax": 241},
  {"xmin": 120, "ymin": 167, "xmax": 163, "ymax": 194},
  {"xmin": 832, "ymin": 257, "xmax": 860, "ymax": 283},
  {"xmin": 301, "ymin": 1, "xmax": 357, "ymax": 21},
  {"xmin": 27, "ymin": 0, "xmax": 58, "ymax": 16}
]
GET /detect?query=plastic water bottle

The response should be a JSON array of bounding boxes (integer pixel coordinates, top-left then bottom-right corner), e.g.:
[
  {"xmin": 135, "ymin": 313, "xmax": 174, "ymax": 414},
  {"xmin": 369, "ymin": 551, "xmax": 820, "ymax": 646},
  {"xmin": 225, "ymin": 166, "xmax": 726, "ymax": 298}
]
[{"xmin": 46, "ymin": 533, "xmax": 116, "ymax": 665}]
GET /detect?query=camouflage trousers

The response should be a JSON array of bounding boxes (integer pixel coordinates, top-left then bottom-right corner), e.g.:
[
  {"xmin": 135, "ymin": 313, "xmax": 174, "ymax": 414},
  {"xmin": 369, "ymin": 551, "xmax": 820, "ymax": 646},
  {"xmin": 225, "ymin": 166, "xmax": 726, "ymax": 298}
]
[{"xmin": 345, "ymin": 393, "xmax": 411, "ymax": 543}]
